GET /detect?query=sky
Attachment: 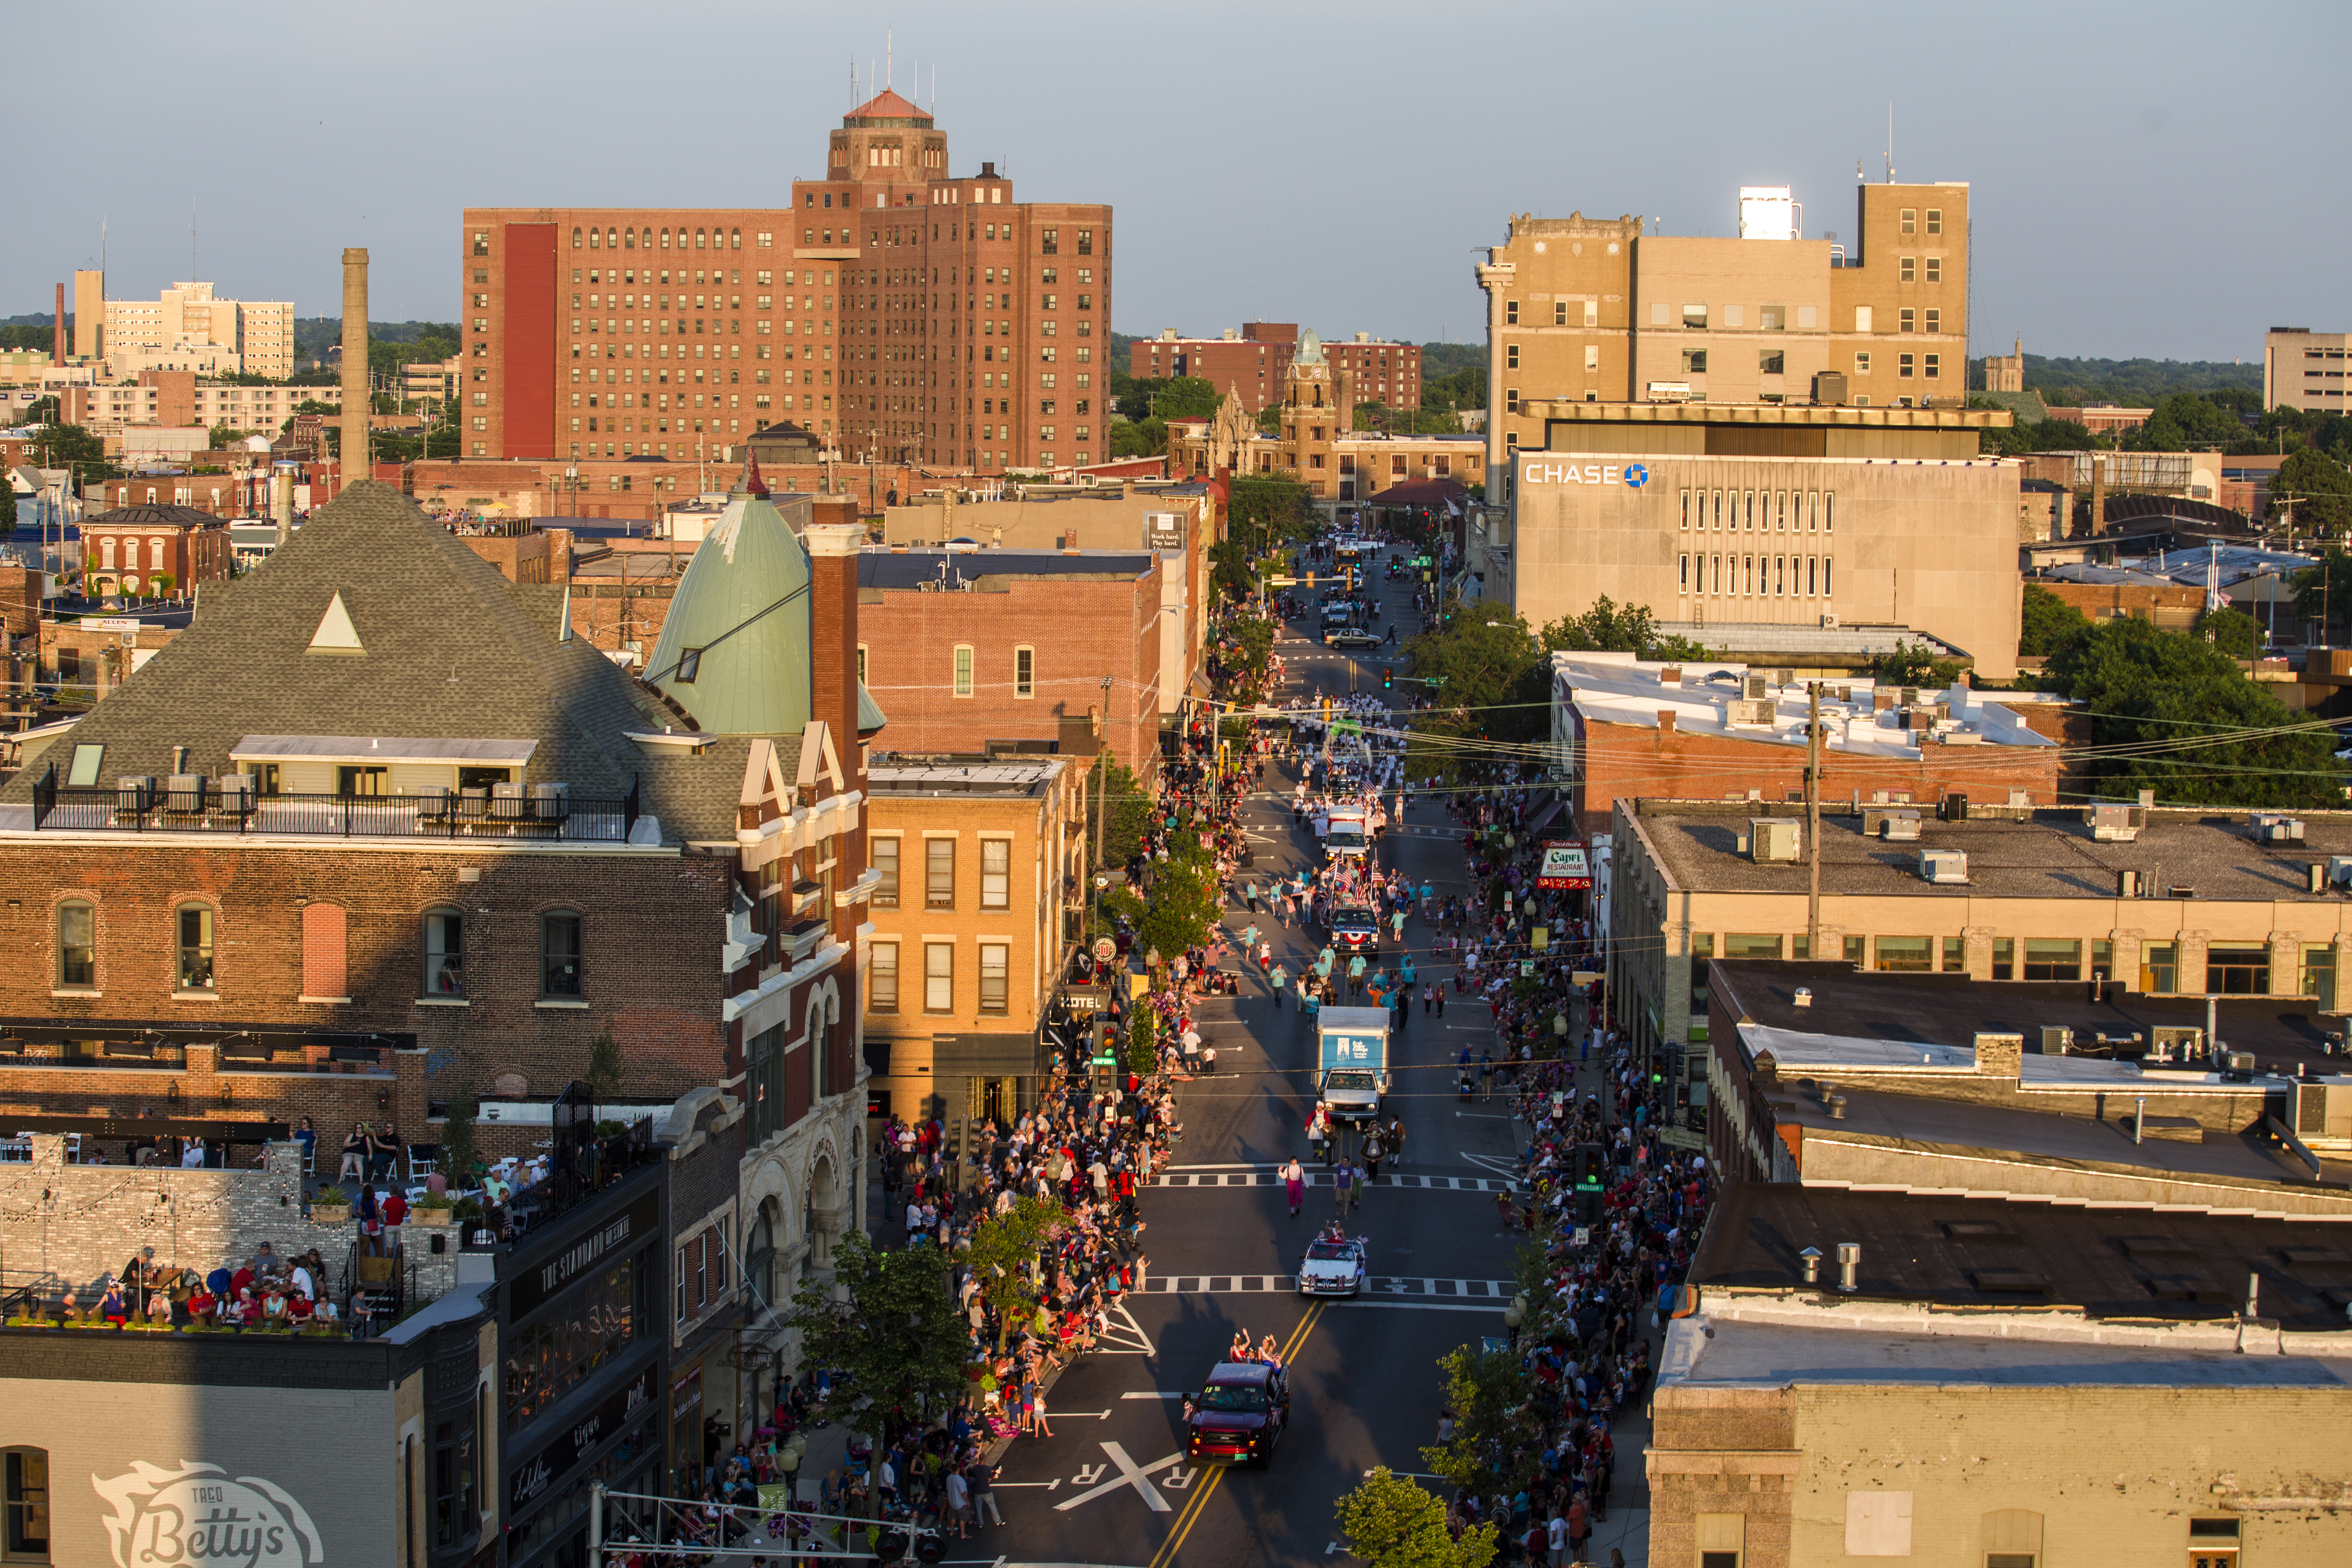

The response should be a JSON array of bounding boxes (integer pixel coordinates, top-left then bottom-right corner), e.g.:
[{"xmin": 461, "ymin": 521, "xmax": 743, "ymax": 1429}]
[{"xmin": 13, "ymin": 0, "xmax": 2348, "ymax": 363}]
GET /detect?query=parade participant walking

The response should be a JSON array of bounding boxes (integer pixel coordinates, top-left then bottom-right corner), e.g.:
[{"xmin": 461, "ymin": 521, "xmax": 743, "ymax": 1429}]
[
  {"xmin": 1282, "ymin": 1157, "xmax": 1306, "ymax": 1218},
  {"xmin": 1270, "ymin": 962, "xmax": 1289, "ymax": 1007},
  {"xmin": 1333, "ymin": 1158, "xmax": 1357, "ymax": 1216}
]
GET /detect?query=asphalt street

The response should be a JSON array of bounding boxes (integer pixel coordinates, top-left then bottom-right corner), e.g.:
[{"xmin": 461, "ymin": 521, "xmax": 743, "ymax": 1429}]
[{"xmin": 971, "ymin": 553, "xmax": 1526, "ymax": 1567}]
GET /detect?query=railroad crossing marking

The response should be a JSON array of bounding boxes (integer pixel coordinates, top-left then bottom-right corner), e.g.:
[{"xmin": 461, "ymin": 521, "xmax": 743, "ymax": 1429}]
[{"xmin": 1052, "ymin": 1442, "xmax": 1184, "ymax": 1514}]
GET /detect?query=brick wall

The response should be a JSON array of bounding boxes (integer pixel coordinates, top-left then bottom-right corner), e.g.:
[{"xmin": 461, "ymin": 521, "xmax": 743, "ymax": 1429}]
[
  {"xmin": 2038, "ymin": 577, "xmax": 2205, "ymax": 629},
  {"xmin": 0, "ymin": 1134, "xmax": 363, "ymax": 1304},
  {"xmin": 859, "ymin": 570, "xmax": 1163, "ymax": 775},
  {"xmin": 0, "ymin": 842, "xmax": 735, "ymax": 1121},
  {"xmin": 1571, "ymin": 715, "xmax": 2062, "ymax": 837}
]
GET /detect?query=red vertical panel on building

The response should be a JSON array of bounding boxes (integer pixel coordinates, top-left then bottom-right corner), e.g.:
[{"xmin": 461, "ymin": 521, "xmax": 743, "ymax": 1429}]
[{"xmin": 503, "ymin": 223, "xmax": 558, "ymax": 459}]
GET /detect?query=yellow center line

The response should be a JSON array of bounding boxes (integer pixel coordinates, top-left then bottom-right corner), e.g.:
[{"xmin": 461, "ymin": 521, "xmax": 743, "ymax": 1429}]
[{"xmin": 1149, "ymin": 1300, "xmax": 1329, "ymax": 1568}]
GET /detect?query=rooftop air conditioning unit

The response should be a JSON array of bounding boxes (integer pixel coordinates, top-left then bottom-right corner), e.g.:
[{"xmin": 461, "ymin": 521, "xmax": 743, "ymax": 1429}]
[
  {"xmin": 1899, "ymin": 687, "xmax": 1920, "ymax": 707},
  {"xmin": 1750, "ymin": 817, "xmax": 1802, "ymax": 863},
  {"xmin": 2285, "ymin": 1080, "xmax": 2352, "ymax": 1145},
  {"xmin": 2090, "ymin": 803, "xmax": 2140, "ymax": 842},
  {"xmin": 1820, "ymin": 612, "xmax": 1840, "ymax": 629},
  {"xmin": 1725, "ymin": 698, "xmax": 1775, "ymax": 728},
  {"xmin": 1919, "ymin": 848, "xmax": 1968, "ymax": 884},
  {"xmin": 2040, "ymin": 1026, "xmax": 2074, "ymax": 1055},
  {"xmin": 2149, "ymin": 1025, "xmax": 2205, "ymax": 1063},
  {"xmin": 1742, "ymin": 675, "xmax": 1770, "ymax": 701},
  {"xmin": 2251, "ymin": 812, "xmax": 2306, "ymax": 843},
  {"xmin": 2331, "ymin": 855, "xmax": 2352, "ymax": 889},
  {"xmin": 1879, "ymin": 810, "xmax": 1923, "ymax": 842}
]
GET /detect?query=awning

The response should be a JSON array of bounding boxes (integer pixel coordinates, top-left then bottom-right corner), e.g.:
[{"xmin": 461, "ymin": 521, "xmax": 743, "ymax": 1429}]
[
  {"xmin": 1528, "ymin": 796, "xmax": 1567, "ymax": 836},
  {"xmin": 1187, "ymin": 669, "xmax": 1213, "ymax": 697}
]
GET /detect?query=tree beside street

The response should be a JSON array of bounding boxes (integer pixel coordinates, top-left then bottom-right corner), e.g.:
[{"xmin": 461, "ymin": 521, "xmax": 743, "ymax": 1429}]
[
  {"xmin": 1420, "ymin": 1341, "xmax": 1540, "ymax": 1493},
  {"xmin": 1335, "ymin": 1468, "xmax": 1497, "ymax": 1568},
  {"xmin": 962, "ymin": 1196, "xmax": 1065, "ymax": 1352},
  {"xmin": 1538, "ymin": 594, "xmax": 1706, "ymax": 661},
  {"xmin": 2019, "ymin": 583, "xmax": 2091, "ymax": 658},
  {"xmin": 2273, "ymin": 447, "xmax": 2352, "ymax": 537},
  {"xmin": 786, "ymin": 1233, "xmax": 969, "ymax": 1515}
]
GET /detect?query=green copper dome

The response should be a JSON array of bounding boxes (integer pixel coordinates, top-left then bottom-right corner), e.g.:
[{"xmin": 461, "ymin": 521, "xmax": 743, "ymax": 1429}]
[{"xmin": 646, "ymin": 492, "xmax": 812, "ymax": 735}]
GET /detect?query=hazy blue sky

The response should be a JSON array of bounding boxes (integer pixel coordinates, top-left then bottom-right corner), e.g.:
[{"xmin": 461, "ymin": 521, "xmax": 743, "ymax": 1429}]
[{"xmin": 14, "ymin": 0, "xmax": 2347, "ymax": 363}]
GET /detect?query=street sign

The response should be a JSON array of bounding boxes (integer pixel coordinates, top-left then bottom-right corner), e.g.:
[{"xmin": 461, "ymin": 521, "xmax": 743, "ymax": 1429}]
[{"xmin": 1535, "ymin": 840, "xmax": 1592, "ymax": 891}]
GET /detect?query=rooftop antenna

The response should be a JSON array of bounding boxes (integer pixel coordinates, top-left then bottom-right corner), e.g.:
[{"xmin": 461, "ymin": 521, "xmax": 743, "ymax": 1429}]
[
  {"xmin": 887, "ymin": 27, "xmax": 893, "ymax": 90},
  {"xmin": 1884, "ymin": 104, "xmax": 1896, "ymax": 183}
]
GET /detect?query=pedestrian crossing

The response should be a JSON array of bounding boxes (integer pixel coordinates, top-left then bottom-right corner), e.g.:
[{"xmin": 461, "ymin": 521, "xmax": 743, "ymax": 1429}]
[
  {"xmin": 1152, "ymin": 1168, "xmax": 1512, "ymax": 1193},
  {"xmin": 1141, "ymin": 1274, "xmax": 1515, "ymax": 1298}
]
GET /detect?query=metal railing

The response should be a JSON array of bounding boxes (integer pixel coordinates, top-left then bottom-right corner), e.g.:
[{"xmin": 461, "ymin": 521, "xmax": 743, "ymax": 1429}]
[{"xmin": 30, "ymin": 768, "xmax": 640, "ymax": 842}]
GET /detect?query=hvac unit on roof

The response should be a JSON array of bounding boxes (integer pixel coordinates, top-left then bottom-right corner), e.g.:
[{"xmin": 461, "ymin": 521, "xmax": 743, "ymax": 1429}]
[
  {"xmin": 1919, "ymin": 848, "xmax": 1968, "ymax": 884},
  {"xmin": 1724, "ymin": 698, "xmax": 1775, "ymax": 729},
  {"xmin": 1742, "ymin": 674, "xmax": 1770, "ymax": 701},
  {"xmin": 2090, "ymin": 803, "xmax": 2140, "ymax": 842},
  {"xmin": 1748, "ymin": 817, "xmax": 1802, "ymax": 864},
  {"xmin": 2250, "ymin": 811, "xmax": 2306, "ymax": 843}
]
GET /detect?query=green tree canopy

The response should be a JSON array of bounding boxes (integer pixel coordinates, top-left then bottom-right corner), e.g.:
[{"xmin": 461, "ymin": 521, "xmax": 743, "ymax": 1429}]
[
  {"xmin": 963, "ymin": 1196, "xmax": 1063, "ymax": 1351},
  {"xmin": 2274, "ymin": 448, "xmax": 2352, "ymax": 537},
  {"xmin": 1114, "ymin": 375, "xmax": 1216, "ymax": 423},
  {"xmin": 1401, "ymin": 606, "xmax": 1549, "ymax": 782},
  {"xmin": 1420, "ymin": 1342, "xmax": 1539, "ymax": 1492},
  {"xmin": 1869, "ymin": 639, "xmax": 1967, "ymax": 688},
  {"xmin": 1538, "ymin": 595, "xmax": 1706, "ymax": 661},
  {"xmin": 1086, "ymin": 753, "xmax": 1154, "ymax": 872},
  {"xmin": 1107, "ymin": 837, "xmax": 1221, "ymax": 959},
  {"xmin": 786, "ymin": 1233, "xmax": 968, "ymax": 1513},
  {"xmin": 2120, "ymin": 392, "xmax": 2256, "ymax": 454},
  {"xmin": 2046, "ymin": 617, "xmax": 2341, "ymax": 807},
  {"xmin": 2019, "ymin": 583, "xmax": 2091, "ymax": 658},
  {"xmin": 1109, "ymin": 416, "xmax": 1168, "ymax": 459},
  {"xmin": 2294, "ymin": 548, "xmax": 2352, "ymax": 641},
  {"xmin": 1336, "ymin": 1469, "xmax": 1497, "ymax": 1568},
  {"xmin": 30, "ymin": 422, "xmax": 118, "ymax": 481},
  {"xmin": 1226, "ymin": 472, "xmax": 1315, "ymax": 559},
  {"xmin": 2194, "ymin": 605, "xmax": 2264, "ymax": 660}
]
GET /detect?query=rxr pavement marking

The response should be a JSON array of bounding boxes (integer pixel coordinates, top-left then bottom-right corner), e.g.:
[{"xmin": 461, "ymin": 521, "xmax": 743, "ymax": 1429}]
[{"xmin": 1051, "ymin": 1442, "xmax": 1197, "ymax": 1513}]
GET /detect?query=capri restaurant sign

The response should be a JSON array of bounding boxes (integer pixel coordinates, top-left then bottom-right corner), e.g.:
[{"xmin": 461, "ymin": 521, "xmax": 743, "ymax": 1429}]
[{"xmin": 94, "ymin": 1461, "xmax": 327, "ymax": 1568}]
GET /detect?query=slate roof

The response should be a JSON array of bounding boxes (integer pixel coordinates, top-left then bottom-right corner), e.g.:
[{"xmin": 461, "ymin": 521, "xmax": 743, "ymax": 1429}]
[{"xmin": 0, "ymin": 480, "xmax": 757, "ymax": 843}]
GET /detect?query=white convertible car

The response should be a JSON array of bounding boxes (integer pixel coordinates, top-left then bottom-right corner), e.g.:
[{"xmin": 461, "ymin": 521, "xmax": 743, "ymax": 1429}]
[{"xmin": 1296, "ymin": 1235, "xmax": 1370, "ymax": 1297}]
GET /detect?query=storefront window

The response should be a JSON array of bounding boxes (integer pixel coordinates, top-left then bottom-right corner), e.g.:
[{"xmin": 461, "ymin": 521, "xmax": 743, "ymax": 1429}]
[
  {"xmin": 505, "ymin": 1414, "xmax": 657, "ymax": 1568},
  {"xmin": 505, "ymin": 1255, "xmax": 645, "ymax": 1429}
]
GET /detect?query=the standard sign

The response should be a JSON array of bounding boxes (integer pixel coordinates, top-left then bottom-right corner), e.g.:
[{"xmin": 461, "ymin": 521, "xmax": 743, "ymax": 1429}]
[
  {"xmin": 1536, "ymin": 840, "xmax": 1591, "ymax": 890},
  {"xmin": 1520, "ymin": 460, "xmax": 1648, "ymax": 489}
]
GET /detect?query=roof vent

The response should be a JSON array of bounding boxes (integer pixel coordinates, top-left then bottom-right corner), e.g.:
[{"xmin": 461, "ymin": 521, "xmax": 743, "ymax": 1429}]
[
  {"xmin": 1798, "ymin": 1245, "xmax": 1823, "ymax": 1285},
  {"xmin": 307, "ymin": 589, "xmax": 365, "ymax": 655},
  {"xmin": 1919, "ymin": 848, "xmax": 1967, "ymax": 884},
  {"xmin": 1835, "ymin": 1241, "xmax": 1861, "ymax": 1292}
]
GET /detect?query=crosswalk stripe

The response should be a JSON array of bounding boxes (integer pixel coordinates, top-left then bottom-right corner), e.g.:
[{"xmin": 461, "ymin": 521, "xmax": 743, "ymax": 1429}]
[
  {"xmin": 1153, "ymin": 1170, "xmax": 1509, "ymax": 1192},
  {"xmin": 1138, "ymin": 1276, "xmax": 1515, "ymax": 1296}
]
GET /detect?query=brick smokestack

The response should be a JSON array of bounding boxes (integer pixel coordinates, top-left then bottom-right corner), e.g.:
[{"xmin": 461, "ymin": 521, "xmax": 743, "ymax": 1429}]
[
  {"xmin": 53, "ymin": 283, "xmax": 65, "ymax": 365},
  {"xmin": 341, "ymin": 248, "xmax": 370, "ymax": 486}
]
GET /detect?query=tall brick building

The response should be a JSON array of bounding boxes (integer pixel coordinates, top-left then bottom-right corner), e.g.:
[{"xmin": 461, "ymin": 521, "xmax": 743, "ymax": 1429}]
[
  {"xmin": 0, "ymin": 475, "xmax": 876, "ymax": 1361},
  {"xmin": 462, "ymin": 90, "xmax": 1112, "ymax": 475}
]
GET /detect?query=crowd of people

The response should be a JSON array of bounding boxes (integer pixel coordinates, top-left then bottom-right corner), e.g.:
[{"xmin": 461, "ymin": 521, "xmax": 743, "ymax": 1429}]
[{"xmin": 32, "ymin": 1241, "xmax": 349, "ymax": 1335}]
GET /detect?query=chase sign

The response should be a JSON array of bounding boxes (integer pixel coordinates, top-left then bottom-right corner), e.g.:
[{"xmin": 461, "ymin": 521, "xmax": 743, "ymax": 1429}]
[{"xmin": 1521, "ymin": 460, "xmax": 1647, "ymax": 489}]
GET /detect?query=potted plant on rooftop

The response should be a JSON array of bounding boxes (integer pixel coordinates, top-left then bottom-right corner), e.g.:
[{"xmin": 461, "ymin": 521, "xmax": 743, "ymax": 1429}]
[
  {"xmin": 412, "ymin": 1195, "xmax": 455, "ymax": 1228},
  {"xmin": 311, "ymin": 1185, "xmax": 352, "ymax": 1223}
]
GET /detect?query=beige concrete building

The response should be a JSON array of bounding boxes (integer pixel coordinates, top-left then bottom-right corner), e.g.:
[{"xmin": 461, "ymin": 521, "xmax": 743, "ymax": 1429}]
[
  {"xmin": 2264, "ymin": 326, "xmax": 2351, "ymax": 413},
  {"xmin": 1476, "ymin": 181, "xmax": 1973, "ymax": 499},
  {"xmin": 1495, "ymin": 400, "xmax": 2021, "ymax": 677},
  {"xmin": 1658, "ymin": 1183, "xmax": 2352, "ymax": 1568},
  {"xmin": 1610, "ymin": 797, "xmax": 2352, "ymax": 1075},
  {"xmin": 102, "ymin": 279, "xmax": 296, "ymax": 380},
  {"xmin": 861, "ymin": 758, "xmax": 1090, "ymax": 1127}
]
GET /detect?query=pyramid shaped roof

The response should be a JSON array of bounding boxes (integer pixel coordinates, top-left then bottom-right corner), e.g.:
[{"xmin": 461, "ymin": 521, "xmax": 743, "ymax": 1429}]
[
  {"xmin": 846, "ymin": 88, "xmax": 928, "ymax": 124},
  {"xmin": 0, "ymin": 480, "xmax": 770, "ymax": 842}
]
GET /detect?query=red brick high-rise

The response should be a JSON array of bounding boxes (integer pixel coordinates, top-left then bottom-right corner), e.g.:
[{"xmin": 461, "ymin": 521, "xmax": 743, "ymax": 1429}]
[{"xmin": 462, "ymin": 91, "xmax": 1112, "ymax": 475}]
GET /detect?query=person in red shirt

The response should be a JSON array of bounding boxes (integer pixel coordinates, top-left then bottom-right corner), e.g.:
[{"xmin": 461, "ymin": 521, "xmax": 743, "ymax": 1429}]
[
  {"xmin": 382, "ymin": 1190, "xmax": 409, "ymax": 1229},
  {"xmin": 186, "ymin": 1285, "xmax": 216, "ymax": 1325}
]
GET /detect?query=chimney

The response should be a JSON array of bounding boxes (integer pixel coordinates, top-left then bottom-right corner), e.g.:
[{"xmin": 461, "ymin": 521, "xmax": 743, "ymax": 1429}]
[
  {"xmin": 341, "ymin": 248, "xmax": 370, "ymax": 488},
  {"xmin": 1657, "ymin": 710, "xmax": 1677, "ymax": 739},
  {"xmin": 803, "ymin": 520, "xmax": 869, "ymax": 922},
  {"xmin": 1973, "ymin": 1031, "xmax": 2024, "ymax": 1078},
  {"xmin": 53, "ymin": 282, "xmax": 66, "ymax": 365}
]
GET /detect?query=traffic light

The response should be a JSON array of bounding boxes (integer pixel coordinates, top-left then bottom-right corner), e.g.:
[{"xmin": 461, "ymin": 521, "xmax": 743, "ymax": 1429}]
[{"xmin": 1382, "ymin": 667, "xmax": 1394, "ymax": 690}]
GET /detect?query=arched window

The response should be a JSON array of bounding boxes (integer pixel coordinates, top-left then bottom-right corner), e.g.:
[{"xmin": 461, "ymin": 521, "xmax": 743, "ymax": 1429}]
[
  {"xmin": 149, "ymin": 538, "xmax": 165, "ymax": 570},
  {"xmin": 4, "ymin": 1447, "xmax": 49, "ymax": 1562},
  {"xmin": 745, "ymin": 1200, "xmax": 779, "ymax": 1310},
  {"xmin": 55, "ymin": 901, "xmax": 94, "ymax": 990},
  {"xmin": 99, "ymin": 537, "xmax": 116, "ymax": 569},
  {"xmin": 175, "ymin": 904, "xmax": 215, "ymax": 992},
  {"xmin": 572, "ymin": 227, "xmax": 583, "ymax": 250},
  {"xmin": 423, "ymin": 908, "xmax": 463, "ymax": 996}
]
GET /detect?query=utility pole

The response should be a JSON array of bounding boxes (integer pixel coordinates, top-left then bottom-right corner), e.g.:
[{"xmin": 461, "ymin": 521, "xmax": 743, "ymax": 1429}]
[
  {"xmin": 1807, "ymin": 681, "xmax": 1822, "ymax": 960},
  {"xmin": 1094, "ymin": 674, "xmax": 1113, "ymax": 877}
]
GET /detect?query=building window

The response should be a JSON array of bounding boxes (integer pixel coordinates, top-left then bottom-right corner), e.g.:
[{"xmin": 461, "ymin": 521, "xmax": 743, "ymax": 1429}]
[
  {"xmin": 1682, "ymin": 303, "xmax": 1707, "ymax": 330},
  {"xmin": 2142, "ymin": 942, "xmax": 2179, "ymax": 993},
  {"xmin": 424, "ymin": 909, "xmax": 464, "ymax": 996},
  {"xmin": 5, "ymin": 1448, "xmax": 50, "ymax": 1563},
  {"xmin": 870, "ymin": 943, "xmax": 899, "ymax": 1012},
  {"xmin": 1842, "ymin": 936, "xmax": 1865, "ymax": 965},
  {"xmin": 1900, "ymin": 308, "xmax": 1916, "ymax": 334},
  {"xmin": 1855, "ymin": 351, "xmax": 1872, "ymax": 375},
  {"xmin": 2302, "ymin": 943, "xmax": 2336, "ymax": 1009},
  {"xmin": 1723, "ymin": 934, "xmax": 1782, "ymax": 960},
  {"xmin": 1553, "ymin": 302, "xmax": 1568, "ymax": 326},
  {"xmin": 1679, "ymin": 553, "xmax": 1689, "ymax": 590},
  {"xmin": 1898, "ymin": 354, "xmax": 1915, "ymax": 378},
  {"xmin": 871, "ymin": 837, "xmax": 900, "ymax": 909},
  {"xmin": 1924, "ymin": 353, "xmax": 1941, "ymax": 379},
  {"xmin": 979, "ymin": 943, "xmax": 1009, "ymax": 1014},
  {"xmin": 1926, "ymin": 308, "xmax": 1942, "ymax": 334},
  {"xmin": 56, "ymin": 901, "xmax": 95, "ymax": 989},
  {"xmin": 1506, "ymin": 388, "xmax": 1519, "ymax": 414},
  {"xmin": 2207, "ymin": 944, "xmax": 2270, "ymax": 995},
  {"xmin": 953, "ymin": 644, "xmax": 974, "ymax": 697},
  {"xmin": 2022, "ymin": 939, "xmax": 2080, "ymax": 982},
  {"xmin": 1925, "ymin": 208, "xmax": 1943, "ymax": 236},
  {"xmin": 1585, "ymin": 344, "xmax": 1600, "ymax": 372},
  {"xmin": 542, "ymin": 911, "xmax": 583, "ymax": 997},
  {"xmin": 1682, "ymin": 349, "xmax": 1708, "ymax": 374},
  {"xmin": 1901, "ymin": 256, "xmax": 1917, "ymax": 283},
  {"xmin": 980, "ymin": 838, "xmax": 1011, "ymax": 909},
  {"xmin": 1874, "ymin": 936, "xmax": 1933, "ymax": 973},
  {"xmin": 1991, "ymin": 937, "xmax": 2014, "ymax": 981},
  {"xmin": 176, "ymin": 905, "xmax": 215, "ymax": 991},
  {"xmin": 1014, "ymin": 645, "xmax": 1035, "ymax": 698},
  {"xmin": 1941, "ymin": 936, "xmax": 1965, "ymax": 973},
  {"xmin": 1506, "ymin": 344, "xmax": 1520, "ymax": 370},
  {"xmin": 1926, "ymin": 256, "xmax": 1942, "ymax": 283},
  {"xmin": 1759, "ymin": 350, "xmax": 1785, "ymax": 375},
  {"xmin": 1506, "ymin": 300, "xmax": 1518, "ymax": 325},
  {"xmin": 924, "ymin": 942, "xmax": 954, "ymax": 1012},
  {"xmin": 926, "ymin": 838, "xmax": 955, "ymax": 910},
  {"xmin": 1899, "ymin": 207, "xmax": 1916, "ymax": 236}
]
